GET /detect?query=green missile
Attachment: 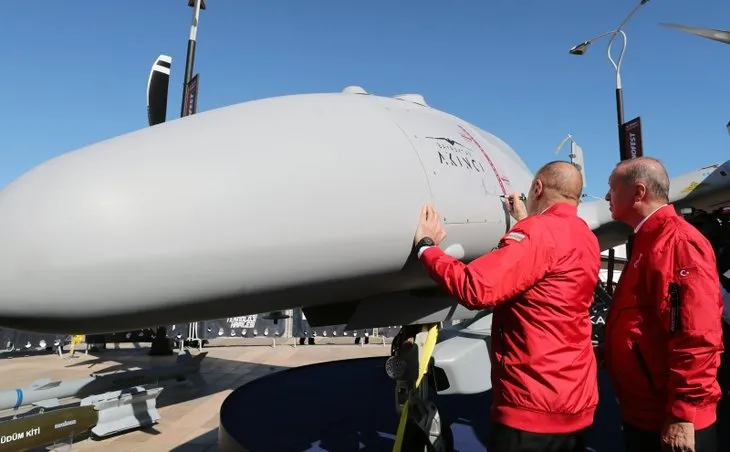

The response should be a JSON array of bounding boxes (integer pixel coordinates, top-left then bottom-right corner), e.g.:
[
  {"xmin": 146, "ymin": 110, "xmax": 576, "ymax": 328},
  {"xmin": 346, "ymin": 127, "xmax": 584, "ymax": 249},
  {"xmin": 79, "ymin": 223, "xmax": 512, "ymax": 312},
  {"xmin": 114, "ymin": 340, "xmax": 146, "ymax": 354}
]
[{"xmin": 0, "ymin": 405, "xmax": 97, "ymax": 451}]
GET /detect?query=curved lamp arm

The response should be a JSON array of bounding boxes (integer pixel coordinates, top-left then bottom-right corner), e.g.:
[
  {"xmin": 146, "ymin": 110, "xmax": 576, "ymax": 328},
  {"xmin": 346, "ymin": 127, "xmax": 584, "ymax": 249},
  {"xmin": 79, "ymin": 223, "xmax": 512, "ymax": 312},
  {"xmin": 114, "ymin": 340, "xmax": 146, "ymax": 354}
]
[
  {"xmin": 568, "ymin": 30, "xmax": 627, "ymax": 90},
  {"xmin": 568, "ymin": 0, "xmax": 650, "ymax": 89},
  {"xmin": 606, "ymin": 30, "xmax": 627, "ymax": 90}
]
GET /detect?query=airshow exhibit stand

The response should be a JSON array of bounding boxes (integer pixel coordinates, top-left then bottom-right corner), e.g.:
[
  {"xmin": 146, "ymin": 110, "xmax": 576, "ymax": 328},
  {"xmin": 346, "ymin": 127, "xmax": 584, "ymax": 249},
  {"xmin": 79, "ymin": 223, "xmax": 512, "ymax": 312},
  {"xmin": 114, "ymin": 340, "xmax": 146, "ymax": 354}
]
[
  {"xmin": 0, "ymin": 351, "xmax": 206, "ymax": 451},
  {"xmin": 217, "ymin": 339, "xmax": 730, "ymax": 451},
  {"xmin": 218, "ymin": 358, "xmax": 627, "ymax": 452}
]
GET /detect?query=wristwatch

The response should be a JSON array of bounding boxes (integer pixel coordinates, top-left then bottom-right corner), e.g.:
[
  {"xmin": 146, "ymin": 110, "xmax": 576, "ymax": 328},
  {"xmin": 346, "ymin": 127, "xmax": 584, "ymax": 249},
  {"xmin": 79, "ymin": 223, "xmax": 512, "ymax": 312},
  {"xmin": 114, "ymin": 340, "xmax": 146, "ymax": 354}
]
[{"xmin": 416, "ymin": 237, "xmax": 435, "ymax": 258}]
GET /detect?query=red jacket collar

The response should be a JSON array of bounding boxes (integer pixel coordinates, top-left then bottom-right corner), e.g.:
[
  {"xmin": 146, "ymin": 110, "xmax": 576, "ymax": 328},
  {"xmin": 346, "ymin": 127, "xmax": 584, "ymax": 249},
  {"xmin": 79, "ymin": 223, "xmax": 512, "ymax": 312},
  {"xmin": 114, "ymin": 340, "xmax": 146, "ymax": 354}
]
[
  {"xmin": 541, "ymin": 202, "xmax": 578, "ymax": 217},
  {"xmin": 635, "ymin": 204, "xmax": 677, "ymax": 237}
]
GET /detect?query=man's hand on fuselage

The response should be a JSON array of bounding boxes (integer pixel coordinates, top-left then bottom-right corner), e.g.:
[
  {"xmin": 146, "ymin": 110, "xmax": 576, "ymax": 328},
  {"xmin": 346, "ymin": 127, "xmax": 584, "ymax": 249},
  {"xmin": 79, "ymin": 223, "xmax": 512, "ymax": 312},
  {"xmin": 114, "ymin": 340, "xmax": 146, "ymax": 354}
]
[{"xmin": 414, "ymin": 204, "xmax": 446, "ymax": 247}]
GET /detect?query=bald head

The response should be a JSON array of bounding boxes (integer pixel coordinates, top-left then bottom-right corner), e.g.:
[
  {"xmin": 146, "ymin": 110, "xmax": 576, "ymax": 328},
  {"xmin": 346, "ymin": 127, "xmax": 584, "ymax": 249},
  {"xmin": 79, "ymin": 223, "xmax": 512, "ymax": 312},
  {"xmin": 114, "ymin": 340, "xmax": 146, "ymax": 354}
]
[
  {"xmin": 534, "ymin": 161, "xmax": 584, "ymax": 203},
  {"xmin": 524, "ymin": 161, "xmax": 583, "ymax": 216},
  {"xmin": 613, "ymin": 157, "xmax": 670, "ymax": 202}
]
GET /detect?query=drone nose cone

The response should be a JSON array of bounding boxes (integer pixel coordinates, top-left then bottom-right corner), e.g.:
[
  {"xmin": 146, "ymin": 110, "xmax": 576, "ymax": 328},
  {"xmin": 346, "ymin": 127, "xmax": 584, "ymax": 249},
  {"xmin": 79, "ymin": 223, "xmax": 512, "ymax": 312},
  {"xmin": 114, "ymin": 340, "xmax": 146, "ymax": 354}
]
[
  {"xmin": 0, "ymin": 144, "xmax": 150, "ymax": 318},
  {"xmin": 0, "ymin": 116, "xmax": 251, "ymax": 320}
]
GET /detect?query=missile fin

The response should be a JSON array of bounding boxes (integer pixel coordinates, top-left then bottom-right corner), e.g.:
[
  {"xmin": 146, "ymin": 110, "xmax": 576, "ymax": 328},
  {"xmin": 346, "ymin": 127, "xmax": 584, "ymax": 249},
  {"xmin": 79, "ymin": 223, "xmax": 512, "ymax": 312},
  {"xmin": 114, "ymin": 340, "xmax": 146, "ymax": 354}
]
[
  {"xmin": 28, "ymin": 378, "xmax": 52, "ymax": 389},
  {"xmin": 32, "ymin": 398, "xmax": 60, "ymax": 409}
]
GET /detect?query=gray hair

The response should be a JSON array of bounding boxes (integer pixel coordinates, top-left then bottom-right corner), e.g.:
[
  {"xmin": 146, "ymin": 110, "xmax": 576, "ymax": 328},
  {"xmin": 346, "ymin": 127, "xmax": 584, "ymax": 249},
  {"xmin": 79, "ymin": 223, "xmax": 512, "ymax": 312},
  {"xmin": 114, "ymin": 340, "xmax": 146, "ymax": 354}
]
[{"xmin": 615, "ymin": 157, "xmax": 670, "ymax": 202}]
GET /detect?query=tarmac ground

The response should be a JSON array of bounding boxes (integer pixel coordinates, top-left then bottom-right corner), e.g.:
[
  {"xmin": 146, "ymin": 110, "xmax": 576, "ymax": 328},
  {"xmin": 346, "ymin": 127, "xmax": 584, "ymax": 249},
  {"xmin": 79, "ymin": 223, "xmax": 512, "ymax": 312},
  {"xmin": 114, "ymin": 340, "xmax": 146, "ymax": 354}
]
[
  {"xmin": 0, "ymin": 340, "xmax": 390, "ymax": 452},
  {"xmin": 2, "ymin": 339, "xmax": 728, "ymax": 451}
]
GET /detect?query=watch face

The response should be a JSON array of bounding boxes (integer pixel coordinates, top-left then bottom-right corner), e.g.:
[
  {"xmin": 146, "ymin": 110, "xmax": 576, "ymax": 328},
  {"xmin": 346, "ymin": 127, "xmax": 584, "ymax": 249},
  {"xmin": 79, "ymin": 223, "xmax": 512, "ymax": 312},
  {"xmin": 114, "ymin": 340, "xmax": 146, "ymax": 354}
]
[{"xmin": 419, "ymin": 237, "xmax": 435, "ymax": 247}]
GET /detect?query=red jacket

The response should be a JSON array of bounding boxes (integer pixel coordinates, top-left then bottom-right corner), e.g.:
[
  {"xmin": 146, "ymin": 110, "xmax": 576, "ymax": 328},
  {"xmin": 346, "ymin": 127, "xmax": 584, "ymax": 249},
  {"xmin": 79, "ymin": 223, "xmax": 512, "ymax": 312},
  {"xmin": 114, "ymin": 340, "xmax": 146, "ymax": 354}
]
[
  {"xmin": 420, "ymin": 203, "xmax": 601, "ymax": 434},
  {"xmin": 604, "ymin": 205, "xmax": 724, "ymax": 432}
]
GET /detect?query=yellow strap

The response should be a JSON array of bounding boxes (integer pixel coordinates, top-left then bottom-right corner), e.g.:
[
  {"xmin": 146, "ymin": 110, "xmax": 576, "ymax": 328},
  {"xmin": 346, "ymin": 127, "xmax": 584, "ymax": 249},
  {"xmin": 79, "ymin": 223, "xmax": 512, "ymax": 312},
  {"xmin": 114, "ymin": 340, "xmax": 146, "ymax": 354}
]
[
  {"xmin": 69, "ymin": 334, "xmax": 84, "ymax": 356},
  {"xmin": 392, "ymin": 324, "xmax": 439, "ymax": 452}
]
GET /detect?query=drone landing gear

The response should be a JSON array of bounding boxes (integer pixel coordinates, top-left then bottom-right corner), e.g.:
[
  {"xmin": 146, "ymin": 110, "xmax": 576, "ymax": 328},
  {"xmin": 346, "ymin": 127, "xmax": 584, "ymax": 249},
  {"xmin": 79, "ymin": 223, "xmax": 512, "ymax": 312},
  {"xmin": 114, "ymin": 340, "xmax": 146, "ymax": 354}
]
[{"xmin": 386, "ymin": 324, "xmax": 453, "ymax": 452}]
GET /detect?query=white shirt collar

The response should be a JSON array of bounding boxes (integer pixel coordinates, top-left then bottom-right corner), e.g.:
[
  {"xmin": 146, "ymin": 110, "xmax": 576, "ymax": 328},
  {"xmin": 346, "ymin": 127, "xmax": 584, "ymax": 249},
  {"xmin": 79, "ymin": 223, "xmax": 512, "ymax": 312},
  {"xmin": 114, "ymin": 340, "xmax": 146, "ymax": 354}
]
[{"xmin": 634, "ymin": 204, "xmax": 668, "ymax": 234}]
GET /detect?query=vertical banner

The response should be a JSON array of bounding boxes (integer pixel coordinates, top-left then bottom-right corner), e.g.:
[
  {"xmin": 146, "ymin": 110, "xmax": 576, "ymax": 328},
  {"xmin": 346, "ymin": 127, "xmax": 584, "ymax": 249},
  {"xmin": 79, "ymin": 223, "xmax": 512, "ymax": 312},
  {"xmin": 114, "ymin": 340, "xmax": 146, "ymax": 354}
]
[
  {"xmin": 183, "ymin": 74, "xmax": 200, "ymax": 117},
  {"xmin": 621, "ymin": 117, "xmax": 644, "ymax": 160}
]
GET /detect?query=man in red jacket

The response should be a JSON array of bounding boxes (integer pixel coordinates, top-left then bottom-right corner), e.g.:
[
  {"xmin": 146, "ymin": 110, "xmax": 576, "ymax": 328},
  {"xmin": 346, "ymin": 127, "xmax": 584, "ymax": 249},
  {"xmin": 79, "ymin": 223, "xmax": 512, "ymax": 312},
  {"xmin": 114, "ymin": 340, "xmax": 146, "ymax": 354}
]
[
  {"xmin": 603, "ymin": 157, "xmax": 724, "ymax": 452},
  {"xmin": 414, "ymin": 161, "xmax": 601, "ymax": 452}
]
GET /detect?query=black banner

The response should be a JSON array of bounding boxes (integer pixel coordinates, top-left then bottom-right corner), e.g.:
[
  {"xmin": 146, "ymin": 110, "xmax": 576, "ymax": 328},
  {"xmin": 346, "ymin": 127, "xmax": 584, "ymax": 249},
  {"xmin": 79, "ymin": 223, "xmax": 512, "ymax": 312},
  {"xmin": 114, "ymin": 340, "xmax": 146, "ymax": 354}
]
[
  {"xmin": 591, "ymin": 284, "xmax": 611, "ymax": 344},
  {"xmin": 0, "ymin": 330, "xmax": 67, "ymax": 352},
  {"xmin": 86, "ymin": 329, "xmax": 157, "ymax": 345},
  {"xmin": 164, "ymin": 323, "xmax": 200, "ymax": 341},
  {"xmin": 621, "ymin": 116, "xmax": 644, "ymax": 160},
  {"xmin": 183, "ymin": 74, "xmax": 199, "ymax": 117},
  {"xmin": 291, "ymin": 309, "xmax": 461, "ymax": 341},
  {"xmin": 202, "ymin": 315, "xmax": 286, "ymax": 340},
  {"xmin": 291, "ymin": 308, "xmax": 370, "ymax": 340}
]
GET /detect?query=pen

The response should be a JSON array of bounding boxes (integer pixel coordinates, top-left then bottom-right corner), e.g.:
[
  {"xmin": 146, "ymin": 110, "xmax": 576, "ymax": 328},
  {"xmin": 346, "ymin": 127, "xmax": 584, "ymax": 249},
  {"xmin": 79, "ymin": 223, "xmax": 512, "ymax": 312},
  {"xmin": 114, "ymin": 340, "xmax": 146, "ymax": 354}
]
[{"xmin": 499, "ymin": 194, "xmax": 527, "ymax": 202}]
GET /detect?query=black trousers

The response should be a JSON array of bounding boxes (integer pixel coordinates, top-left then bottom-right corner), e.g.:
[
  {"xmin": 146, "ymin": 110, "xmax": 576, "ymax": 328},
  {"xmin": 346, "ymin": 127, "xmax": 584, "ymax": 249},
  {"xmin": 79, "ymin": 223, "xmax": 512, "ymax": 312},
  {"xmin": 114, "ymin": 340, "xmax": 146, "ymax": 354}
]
[
  {"xmin": 715, "ymin": 321, "xmax": 730, "ymax": 448},
  {"xmin": 488, "ymin": 422, "xmax": 589, "ymax": 452},
  {"xmin": 623, "ymin": 423, "xmax": 717, "ymax": 452}
]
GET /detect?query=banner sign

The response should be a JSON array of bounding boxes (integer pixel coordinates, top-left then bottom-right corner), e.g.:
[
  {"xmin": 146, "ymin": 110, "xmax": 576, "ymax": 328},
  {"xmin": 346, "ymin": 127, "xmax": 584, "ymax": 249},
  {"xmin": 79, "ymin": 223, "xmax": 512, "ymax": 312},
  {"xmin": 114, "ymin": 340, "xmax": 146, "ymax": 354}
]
[
  {"xmin": 164, "ymin": 323, "xmax": 200, "ymax": 341},
  {"xmin": 291, "ymin": 308, "xmax": 369, "ymax": 340},
  {"xmin": 202, "ymin": 314, "xmax": 285, "ymax": 340},
  {"xmin": 0, "ymin": 315, "xmax": 464, "ymax": 353},
  {"xmin": 621, "ymin": 116, "xmax": 644, "ymax": 160},
  {"xmin": 291, "ymin": 310, "xmax": 461, "ymax": 340},
  {"xmin": 182, "ymin": 74, "xmax": 199, "ymax": 117},
  {"xmin": 0, "ymin": 330, "xmax": 66, "ymax": 352},
  {"xmin": 87, "ymin": 329, "xmax": 157, "ymax": 345},
  {"xmin": 591, "ymin": 284, "xmax": 611, "ymax": 344}
]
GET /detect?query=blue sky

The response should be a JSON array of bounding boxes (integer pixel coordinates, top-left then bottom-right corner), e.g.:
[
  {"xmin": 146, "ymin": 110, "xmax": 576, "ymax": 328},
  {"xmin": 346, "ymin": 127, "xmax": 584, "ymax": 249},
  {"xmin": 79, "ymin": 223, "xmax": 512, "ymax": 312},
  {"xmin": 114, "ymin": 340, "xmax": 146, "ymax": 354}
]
[{"xmin": 2, "ymin": 0, "xmax": 728, "ymax": 199}]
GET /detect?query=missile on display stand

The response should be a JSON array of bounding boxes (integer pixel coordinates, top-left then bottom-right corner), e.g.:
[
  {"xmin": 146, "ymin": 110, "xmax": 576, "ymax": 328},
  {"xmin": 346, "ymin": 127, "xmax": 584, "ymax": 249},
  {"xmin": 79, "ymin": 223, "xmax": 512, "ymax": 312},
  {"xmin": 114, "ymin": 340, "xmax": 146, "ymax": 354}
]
[{"xmin": 0, "ymin": 350, "xmax": 205, "ymax": 412}]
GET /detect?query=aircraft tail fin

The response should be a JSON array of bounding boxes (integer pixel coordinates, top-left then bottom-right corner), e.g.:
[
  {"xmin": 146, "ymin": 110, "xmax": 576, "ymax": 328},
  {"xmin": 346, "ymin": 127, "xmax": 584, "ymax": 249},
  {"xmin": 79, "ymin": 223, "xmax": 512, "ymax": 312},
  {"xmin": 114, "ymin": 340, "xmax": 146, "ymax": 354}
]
[
  {"xmin": 147, "ymin": 55, "xmax": 172, "ymax": 127},
  {"xmin": 569, "ymin": 139, "xmax": 587, "ymax": 188},
  {"xmin": 554, "ymin": 134, "xmax": 572, "ymax": 155},
  {"xmin": 555, "ymin": 134, "xmax": 588, "ymax": 188},
  {"xmin": 660, "ymin": 22, "xmax": 730, "ymax": 45}
]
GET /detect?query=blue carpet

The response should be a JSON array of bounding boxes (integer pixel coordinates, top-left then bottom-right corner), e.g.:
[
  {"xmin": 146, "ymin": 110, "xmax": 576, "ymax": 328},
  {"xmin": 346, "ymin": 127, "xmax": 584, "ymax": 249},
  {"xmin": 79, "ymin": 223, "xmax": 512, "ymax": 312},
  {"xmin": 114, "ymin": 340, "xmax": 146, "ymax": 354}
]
[{"xmin": 219, "ymin": 356, "xmax": 728, "ymax": 451}]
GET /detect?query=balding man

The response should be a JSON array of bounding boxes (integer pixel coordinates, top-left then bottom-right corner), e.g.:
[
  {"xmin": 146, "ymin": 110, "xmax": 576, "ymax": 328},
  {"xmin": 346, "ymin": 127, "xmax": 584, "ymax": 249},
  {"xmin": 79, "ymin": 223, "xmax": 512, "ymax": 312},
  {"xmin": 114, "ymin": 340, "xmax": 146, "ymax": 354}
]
[
  {"xmin": 414, "ymin": 161, "xmax": 601, "ymax": 452},
  {"xmin": 603, "ymin": 157, "xmax": 723, "ymax": 452}
]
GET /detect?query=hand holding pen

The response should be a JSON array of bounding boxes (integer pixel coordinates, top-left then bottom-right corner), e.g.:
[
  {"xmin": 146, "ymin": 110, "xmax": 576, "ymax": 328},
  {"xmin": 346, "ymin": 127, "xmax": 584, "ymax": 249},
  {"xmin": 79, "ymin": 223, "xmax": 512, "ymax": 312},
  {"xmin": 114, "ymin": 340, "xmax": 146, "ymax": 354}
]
[{"xmin": 500, "ymin": 193, "xmax": 528, "ymax": 222}]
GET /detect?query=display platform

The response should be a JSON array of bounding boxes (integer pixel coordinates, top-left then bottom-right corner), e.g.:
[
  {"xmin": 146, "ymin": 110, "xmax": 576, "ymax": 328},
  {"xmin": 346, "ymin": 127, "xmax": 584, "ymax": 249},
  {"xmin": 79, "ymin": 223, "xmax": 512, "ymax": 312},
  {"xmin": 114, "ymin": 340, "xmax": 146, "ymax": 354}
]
[{"xmin": 218, "ymin": 355, "xmax": 673, "ymax": 452}]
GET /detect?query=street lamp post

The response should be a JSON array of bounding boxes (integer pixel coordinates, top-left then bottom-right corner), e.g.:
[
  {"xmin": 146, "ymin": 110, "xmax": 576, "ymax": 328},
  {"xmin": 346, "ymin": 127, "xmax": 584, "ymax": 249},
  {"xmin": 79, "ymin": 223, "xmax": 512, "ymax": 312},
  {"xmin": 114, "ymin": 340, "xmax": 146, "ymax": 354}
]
[
  {"xmin": 571, "ymin": 29, "xmax": 629, "ymax": 165},
  {"xmin": 180, "ymin": 0, "xmax": 206, "ymax": 118},
  {"xmin": 149, "ymin": 0, "xmax": 207, "ymax": 357},
  {"xmin": 569, "ymin": 0, "xmax": 651, "ymax": 294}
]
